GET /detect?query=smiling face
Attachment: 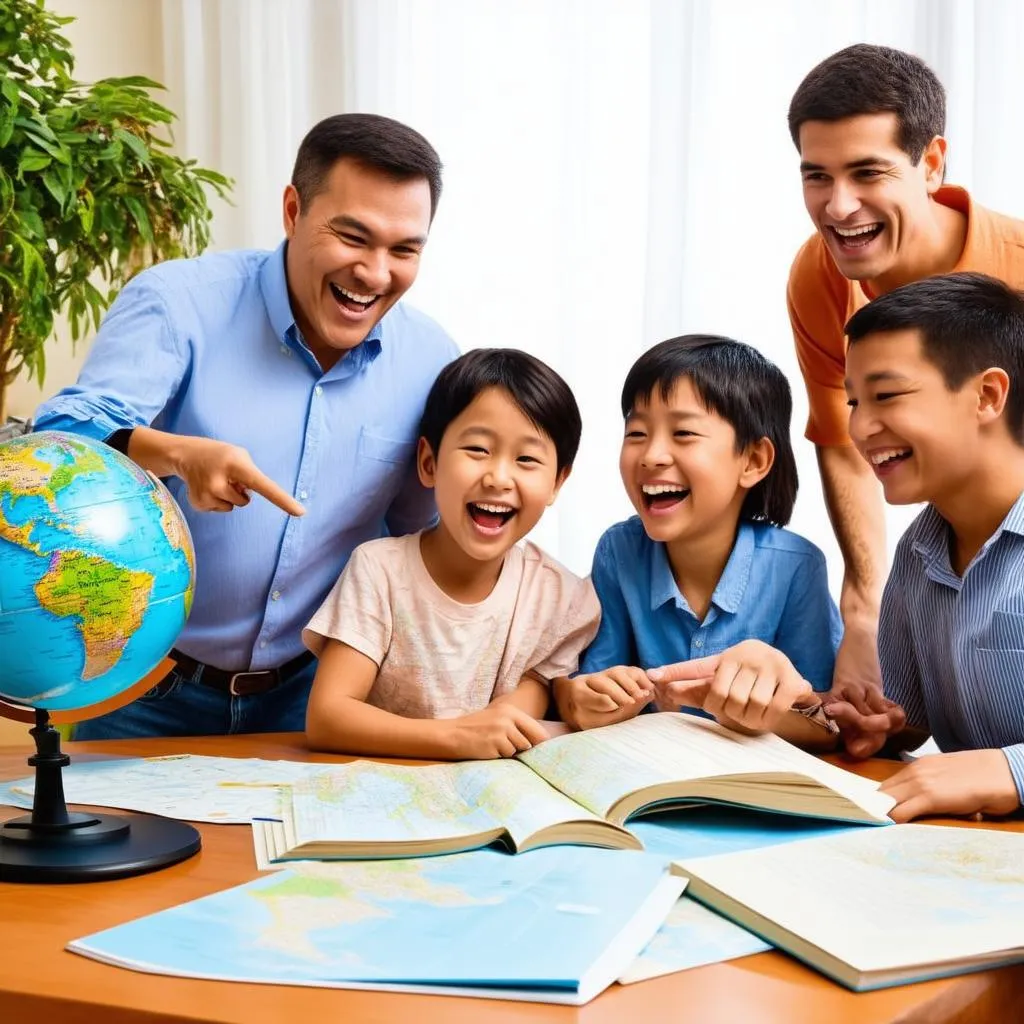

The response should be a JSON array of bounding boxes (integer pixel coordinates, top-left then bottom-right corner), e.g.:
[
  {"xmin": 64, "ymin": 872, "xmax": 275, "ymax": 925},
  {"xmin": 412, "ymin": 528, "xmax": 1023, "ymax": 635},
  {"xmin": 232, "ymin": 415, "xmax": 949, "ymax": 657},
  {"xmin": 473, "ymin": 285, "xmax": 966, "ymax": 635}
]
[
  {"xmin": 799, "ymin": 112, "xmax": 945, "ymax": 287},
  {"xmin": 845, "ymin": 328, "xmax": 989, "ymax": 506},
  {"xmin": 418, "ymin": 387, "xmax": 566, "ymax": 573},
  {"xmin": 283, "ymin": 158, "xmax": 432, "ymax": 369},
  {"xmin": 618, "ymin": 377, "xmax": 770, "ymax": 552}
]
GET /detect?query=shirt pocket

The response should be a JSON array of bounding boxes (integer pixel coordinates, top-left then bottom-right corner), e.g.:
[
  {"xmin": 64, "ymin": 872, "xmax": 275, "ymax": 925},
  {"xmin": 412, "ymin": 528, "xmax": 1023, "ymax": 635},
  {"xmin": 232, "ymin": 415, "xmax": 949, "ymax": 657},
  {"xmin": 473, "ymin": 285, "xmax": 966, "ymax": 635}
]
[
  {"xmin": 348, "ymin": 429, "xmax": 418, "ymax": 524},
  {"xmin": 977, "ymin": 611, "xmax": 1024, "ymax": 654}
]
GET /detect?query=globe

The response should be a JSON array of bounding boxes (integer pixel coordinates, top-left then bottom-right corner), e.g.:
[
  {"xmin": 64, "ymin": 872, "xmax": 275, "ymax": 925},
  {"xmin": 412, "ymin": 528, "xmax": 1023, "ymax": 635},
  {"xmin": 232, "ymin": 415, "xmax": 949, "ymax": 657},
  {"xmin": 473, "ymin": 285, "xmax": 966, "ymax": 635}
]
[{"xmin": 0, "ymin": 430, "xmax": 195, "ymax": 714}]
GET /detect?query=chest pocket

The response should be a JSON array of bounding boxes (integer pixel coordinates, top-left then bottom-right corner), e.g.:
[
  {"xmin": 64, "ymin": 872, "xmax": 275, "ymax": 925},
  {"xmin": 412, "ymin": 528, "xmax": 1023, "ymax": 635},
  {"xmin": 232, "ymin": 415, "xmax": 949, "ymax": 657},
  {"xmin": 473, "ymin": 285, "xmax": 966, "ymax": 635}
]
[
  {"xmin": 977, "ymin": 611, "xmax": 1024, "ymax": 654},
  {"xmin": 348, "ymin": 429, "xmax": 418, "ymax": 524}
]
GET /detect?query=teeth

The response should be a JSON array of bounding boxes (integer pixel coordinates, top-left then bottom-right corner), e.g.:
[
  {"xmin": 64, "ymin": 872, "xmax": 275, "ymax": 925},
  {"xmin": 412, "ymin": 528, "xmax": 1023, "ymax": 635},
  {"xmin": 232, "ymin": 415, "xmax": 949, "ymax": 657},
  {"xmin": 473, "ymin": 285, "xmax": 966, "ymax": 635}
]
[
  {"xmin": 642, "ymin": 484, "xmax": 687, "ymax": 495},
  {"xmin": 870, "ymin": 448, "xmax": 911, "ymax": 466},
  {"xmin": 335, "ymin": 285, "xmax": 378, "ymax": 304},
  {"xmin": 834, "ymin": 224, "xmax": 880, "ymax": 237},
  {"xmin": 474, "ymin": 502, "xmax": 514, "ymax": 513}
]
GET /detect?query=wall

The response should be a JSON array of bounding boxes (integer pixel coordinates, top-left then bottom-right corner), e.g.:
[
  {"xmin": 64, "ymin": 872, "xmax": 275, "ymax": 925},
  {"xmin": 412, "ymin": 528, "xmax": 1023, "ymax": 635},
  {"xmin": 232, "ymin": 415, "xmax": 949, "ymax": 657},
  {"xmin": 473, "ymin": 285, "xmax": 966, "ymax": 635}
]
[{"xmin": 6, "ymin": 0, "xmax": 164, "ymax": 423}]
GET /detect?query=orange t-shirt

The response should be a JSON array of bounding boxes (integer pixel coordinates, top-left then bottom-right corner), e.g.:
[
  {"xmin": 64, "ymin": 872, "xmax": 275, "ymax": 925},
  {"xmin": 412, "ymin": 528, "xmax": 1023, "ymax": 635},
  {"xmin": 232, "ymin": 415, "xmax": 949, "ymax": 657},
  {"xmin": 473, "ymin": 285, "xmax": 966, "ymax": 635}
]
[{"xmin": 787, "ymin": 186, "xmax": 1024, "ymax": 446}]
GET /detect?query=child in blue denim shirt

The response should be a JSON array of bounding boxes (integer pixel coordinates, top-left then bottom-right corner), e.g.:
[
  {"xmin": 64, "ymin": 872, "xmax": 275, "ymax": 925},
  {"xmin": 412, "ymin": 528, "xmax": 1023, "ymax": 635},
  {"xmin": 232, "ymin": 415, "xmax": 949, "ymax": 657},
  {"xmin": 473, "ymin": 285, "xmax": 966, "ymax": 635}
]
[{"xmin": 556, "ymin": 335, "xmax": 841, "ymax": 748}]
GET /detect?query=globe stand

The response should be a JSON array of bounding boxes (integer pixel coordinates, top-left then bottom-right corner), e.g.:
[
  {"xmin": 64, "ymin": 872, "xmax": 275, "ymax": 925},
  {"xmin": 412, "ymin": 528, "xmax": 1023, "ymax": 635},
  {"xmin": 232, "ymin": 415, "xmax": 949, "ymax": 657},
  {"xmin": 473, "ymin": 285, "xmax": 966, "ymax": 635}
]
[{"xmin": 0, "ymin": 708, "xmax": 201, "ymax": 882}]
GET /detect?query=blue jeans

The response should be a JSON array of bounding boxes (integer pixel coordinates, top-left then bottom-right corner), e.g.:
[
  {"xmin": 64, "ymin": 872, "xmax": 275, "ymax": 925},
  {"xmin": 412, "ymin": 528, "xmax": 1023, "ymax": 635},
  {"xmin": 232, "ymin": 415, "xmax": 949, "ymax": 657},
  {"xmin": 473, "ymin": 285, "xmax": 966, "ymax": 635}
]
[{"xmin": 73, "ymin": 657, "xmax": 317, "ymax": 740}]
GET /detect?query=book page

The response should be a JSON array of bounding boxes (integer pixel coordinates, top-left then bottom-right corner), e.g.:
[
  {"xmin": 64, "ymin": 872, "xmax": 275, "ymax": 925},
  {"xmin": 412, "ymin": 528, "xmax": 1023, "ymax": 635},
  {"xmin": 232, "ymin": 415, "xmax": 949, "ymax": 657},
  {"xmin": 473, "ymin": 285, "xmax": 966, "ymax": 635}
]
[
  {"xmin": 288, "ymin": 758, "xmax": 606, "ymax": 851},
  {"xmin": 517, "ymin": 713, "xmax": 893, "ymax": 821},
  {"xmin": 677, "ymin": 824, "xmax": 1024, "ymax": 974}
]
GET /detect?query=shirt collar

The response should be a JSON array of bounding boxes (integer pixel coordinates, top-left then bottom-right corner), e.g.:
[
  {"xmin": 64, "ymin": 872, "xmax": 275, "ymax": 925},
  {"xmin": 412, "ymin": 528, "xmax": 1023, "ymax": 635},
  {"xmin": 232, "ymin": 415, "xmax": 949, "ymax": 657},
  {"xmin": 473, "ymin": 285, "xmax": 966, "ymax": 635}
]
[
  {"xmin": 649, "ymin": 521, "xmax": 755, "ymax": 615},
  {"xmin": 259, "ymin": 241, "xmax": 385, "ymax": 375},
  {"xmin": 999, "ymin": 488, "xmax": 1024, "ymax": 539},
  {"xmin": 259, "ymin": 242, "xmax": 296, "ymax": 343},
  {"xmin": 911, "ymin": 489, "xmax": 1024, "ymax": 581}
]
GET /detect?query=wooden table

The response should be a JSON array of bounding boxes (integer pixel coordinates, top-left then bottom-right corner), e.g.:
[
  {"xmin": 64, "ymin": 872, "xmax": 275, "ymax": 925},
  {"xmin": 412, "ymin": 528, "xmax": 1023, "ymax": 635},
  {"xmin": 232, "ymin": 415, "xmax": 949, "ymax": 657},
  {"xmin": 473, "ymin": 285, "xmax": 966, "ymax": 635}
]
[{"xmin": 2, "ymin": 734, "xmax": 1022, "ymax": 1024}]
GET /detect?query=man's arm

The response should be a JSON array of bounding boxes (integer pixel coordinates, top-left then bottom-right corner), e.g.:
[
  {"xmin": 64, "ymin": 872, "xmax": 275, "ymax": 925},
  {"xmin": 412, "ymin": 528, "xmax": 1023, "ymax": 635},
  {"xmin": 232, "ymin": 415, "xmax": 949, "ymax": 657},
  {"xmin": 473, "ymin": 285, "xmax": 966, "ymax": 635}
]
[
  {"xmin": 817, "ymin": 444, "xmax": 887, "ymax": 708},
  {"xmin": 34, "ymin": 275, "xmax": 302, "ymax": 517},
  {"xmin": 787, "ymin": 248, "xmax": 888, "ymax": 707}
]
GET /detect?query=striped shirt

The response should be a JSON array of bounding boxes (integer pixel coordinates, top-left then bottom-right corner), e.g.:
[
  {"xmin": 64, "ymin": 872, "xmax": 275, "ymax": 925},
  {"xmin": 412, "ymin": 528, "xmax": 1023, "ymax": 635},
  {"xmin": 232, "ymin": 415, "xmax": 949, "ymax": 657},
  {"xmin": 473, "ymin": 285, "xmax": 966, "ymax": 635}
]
[{"xmin": 880, "ymin": 493, "xmax": 1024, "ymax": 801}]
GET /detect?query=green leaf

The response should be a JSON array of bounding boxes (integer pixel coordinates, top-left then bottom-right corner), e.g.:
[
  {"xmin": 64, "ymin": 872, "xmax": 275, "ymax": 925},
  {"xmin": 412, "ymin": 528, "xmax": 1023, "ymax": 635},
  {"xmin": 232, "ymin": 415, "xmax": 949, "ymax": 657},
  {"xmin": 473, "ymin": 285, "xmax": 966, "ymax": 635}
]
[
  {"xmin": 14, "ymin": 114, "xmax": 58, "ymax": 142},
  {"xmin": 17, "ymin": 150, "xmax": 51, "ymax": 175},
  {"xmin": 113, "ymin": 127, "xmax": 151, "ymax": 166},
  {"xmin": 41, "ymin": 167, "xmax": 66, "ymax": 209},
  {"xmin": 18, "ymin": 207, "xmax": 44, "ymax": 239},
  {"xmin": 123, "ymin": 195, "xmax": 154, "ymax": 245},
  {"xmin": 18, "ymin": 129, "xmax": 70, "ymax": 164},
  {"xmin": 1, "ymin": 77, "xmax": 18, "ymax": 105},
  {"xmin": 0, "ymin": 103, "xmax": 14, "ymax": 147},
  {"xmin": 0, "ymin": 170, "xmax": 13, "ymax": 222},
  {"xmin": 106, "ymin": 75, "xmax": 165, "ymax": 90},
  {"xmin": 76, "ymin": 188, "xmax": 94, "ymax": 233}
]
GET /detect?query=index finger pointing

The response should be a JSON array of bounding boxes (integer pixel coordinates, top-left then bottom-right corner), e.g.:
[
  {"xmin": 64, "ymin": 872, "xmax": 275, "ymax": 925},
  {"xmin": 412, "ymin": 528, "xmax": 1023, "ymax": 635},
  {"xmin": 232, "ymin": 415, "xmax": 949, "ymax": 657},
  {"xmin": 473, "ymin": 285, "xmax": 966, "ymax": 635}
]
[
  {"xmin": 233, "ymin": 464, "xmax": 306, "ymax": 517},
  {"xmin": 647, "ymin": 654, "xmax": 722, "ymax": 684}
]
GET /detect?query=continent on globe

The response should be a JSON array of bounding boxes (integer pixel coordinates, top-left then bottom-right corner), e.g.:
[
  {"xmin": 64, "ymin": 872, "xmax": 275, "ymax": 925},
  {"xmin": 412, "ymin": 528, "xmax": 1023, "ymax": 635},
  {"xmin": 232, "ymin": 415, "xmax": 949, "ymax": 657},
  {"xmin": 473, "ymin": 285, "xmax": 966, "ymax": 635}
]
[{"xmin": 34, "ymin": 550, "xmax": 153, "ymax": 680}]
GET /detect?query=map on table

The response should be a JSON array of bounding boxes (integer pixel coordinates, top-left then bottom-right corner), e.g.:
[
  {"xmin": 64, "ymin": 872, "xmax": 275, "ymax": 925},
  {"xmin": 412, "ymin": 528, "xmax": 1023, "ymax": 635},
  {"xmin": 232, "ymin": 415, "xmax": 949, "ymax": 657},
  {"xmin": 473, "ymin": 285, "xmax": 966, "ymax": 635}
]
[
  {"xmin": 68, "ymin": 845, "xmax": 684, "ymax": 1005},
  {"xmin": 4, "ymin": 754, "xmax": 328, "ymax": 823}
]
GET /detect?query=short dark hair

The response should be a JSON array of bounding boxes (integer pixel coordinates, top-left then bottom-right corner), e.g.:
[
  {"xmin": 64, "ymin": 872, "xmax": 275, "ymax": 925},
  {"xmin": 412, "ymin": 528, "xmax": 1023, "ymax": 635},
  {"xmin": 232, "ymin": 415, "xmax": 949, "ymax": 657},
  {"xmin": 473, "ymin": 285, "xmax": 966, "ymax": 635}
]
[
  {"xmin": 620, "ymin": 336, "xmax": 798, "ymax": 527},
  {"xmin": 291, "ymin": 113, "xmax": 443, "ymax": 217},
  {"xmin": 419, "ymin": 348, "xmax": 582, "ymax": 476},
  {"xmin": 788, "ymin": 44, "xmax": 945, "ymax": 163},
  {"xmin": 845, "ymin": 272, "xmax": 1024, "ymax": 440}
]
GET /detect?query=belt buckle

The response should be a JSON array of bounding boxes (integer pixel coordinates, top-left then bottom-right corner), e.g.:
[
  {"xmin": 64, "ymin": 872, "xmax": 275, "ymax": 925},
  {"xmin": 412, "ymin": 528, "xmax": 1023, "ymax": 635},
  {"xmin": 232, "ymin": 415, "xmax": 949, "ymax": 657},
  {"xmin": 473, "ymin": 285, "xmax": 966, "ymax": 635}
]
[{"xmin": 228, "ymin": 670, "xmax": 276, "ymax": 697}]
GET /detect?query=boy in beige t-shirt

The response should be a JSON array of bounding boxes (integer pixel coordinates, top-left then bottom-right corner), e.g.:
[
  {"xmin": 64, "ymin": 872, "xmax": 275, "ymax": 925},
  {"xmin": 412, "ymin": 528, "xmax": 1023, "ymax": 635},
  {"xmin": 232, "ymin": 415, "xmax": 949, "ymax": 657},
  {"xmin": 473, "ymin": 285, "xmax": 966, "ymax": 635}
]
[{"xmin": 303, "ymin": 348, "xmax": 610, "ymax": 760}]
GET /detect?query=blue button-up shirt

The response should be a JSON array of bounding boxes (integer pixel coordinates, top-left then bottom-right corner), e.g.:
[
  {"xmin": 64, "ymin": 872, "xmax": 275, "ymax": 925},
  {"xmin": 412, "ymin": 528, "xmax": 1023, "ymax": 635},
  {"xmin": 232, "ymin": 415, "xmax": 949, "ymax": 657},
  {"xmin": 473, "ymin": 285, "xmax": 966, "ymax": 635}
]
[
  {"xmin": 880, "ymin": 494, "xmax": 1024, "ymax": 802},
  {"xmin": 580, "ymin": 517, "xmax": 841, "ymax": 690},
  {"xmin": 34, "ymin": 244, "xmax": 458, "ymax": 671}
]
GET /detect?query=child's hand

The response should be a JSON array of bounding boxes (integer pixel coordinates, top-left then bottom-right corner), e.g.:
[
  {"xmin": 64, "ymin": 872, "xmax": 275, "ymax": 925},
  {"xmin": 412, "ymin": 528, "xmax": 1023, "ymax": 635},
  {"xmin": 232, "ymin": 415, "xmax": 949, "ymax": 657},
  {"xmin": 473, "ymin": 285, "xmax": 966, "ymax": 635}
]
[
  {"xmin": 879, "ymin": 749, "xmax": 1020, "ymax": 822},
  {"xmin": 442, "ymin": 704, "xmax": 549, "ymax": 760},
  {"xmin": 646, "ymin": 640, "xmax": 814, "ymax": 734},
  {"xmin": 556, "ymin": 668, "xmax": 653, "ymax": 730},
  {"xmin": 821, "ymin": 696, "xmax": 906, "ymax": 758}
]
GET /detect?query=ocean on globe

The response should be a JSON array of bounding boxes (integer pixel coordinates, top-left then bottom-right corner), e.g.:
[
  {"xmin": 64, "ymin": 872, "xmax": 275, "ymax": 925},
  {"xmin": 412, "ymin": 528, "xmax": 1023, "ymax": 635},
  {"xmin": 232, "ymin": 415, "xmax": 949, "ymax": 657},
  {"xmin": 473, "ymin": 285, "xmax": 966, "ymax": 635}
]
[{"xmin": 0, "ymin": 431, "xmax": 195, "ymax": 713}]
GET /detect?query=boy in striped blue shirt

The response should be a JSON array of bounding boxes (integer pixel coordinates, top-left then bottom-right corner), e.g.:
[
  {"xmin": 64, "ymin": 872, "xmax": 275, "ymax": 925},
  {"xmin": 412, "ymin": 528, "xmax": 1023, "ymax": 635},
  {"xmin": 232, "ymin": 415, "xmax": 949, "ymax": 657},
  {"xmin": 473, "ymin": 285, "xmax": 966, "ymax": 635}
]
[{"xmin": 833, "ymin": 272, "xmax": 1024, "ymax": 822}]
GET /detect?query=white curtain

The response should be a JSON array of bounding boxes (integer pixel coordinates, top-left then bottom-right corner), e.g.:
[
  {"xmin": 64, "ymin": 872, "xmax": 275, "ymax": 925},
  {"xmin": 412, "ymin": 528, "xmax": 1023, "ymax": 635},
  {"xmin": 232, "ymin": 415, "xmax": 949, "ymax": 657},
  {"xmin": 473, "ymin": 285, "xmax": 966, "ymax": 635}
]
[{"xmin": 161, "ymin": 0, "xmax": 1024, "ymax": 584}]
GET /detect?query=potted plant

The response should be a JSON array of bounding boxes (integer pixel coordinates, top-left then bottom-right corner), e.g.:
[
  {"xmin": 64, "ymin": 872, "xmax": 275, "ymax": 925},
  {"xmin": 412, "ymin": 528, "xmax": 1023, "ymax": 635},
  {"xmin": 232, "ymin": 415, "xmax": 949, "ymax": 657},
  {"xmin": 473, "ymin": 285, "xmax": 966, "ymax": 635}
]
[{"xmin": 0, "ymin": 0, "xmax": 231, "ymax": 433}]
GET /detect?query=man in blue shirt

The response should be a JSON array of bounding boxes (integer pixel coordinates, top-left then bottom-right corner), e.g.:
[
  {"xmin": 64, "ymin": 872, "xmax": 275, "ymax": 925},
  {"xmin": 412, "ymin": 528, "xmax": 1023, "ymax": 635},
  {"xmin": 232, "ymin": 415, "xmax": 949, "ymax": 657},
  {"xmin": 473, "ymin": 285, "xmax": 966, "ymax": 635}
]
[{"xmin": 34, "ymin": 113, "xmax": 459, "ymax": 738}]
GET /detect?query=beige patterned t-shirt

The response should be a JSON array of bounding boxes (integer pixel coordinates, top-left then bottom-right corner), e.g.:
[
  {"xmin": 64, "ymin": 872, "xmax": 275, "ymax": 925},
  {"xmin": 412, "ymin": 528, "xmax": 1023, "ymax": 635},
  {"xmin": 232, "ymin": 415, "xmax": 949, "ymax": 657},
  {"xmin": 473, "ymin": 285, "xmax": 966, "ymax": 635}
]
[{"xmin": 303, "ymin": 533, "xmax": 601, "ymax": 719}]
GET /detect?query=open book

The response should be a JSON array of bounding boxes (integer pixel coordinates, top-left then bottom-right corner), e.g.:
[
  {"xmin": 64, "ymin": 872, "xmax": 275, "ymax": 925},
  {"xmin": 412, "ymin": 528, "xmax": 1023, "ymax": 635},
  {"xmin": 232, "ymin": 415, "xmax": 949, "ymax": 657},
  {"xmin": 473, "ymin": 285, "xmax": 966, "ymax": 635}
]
[
  {"xmin": 671, "ymin": 823, "xmax": 1024, "ymax": 990},
  {"xmin": 257, "ymin": 712, "xmax": 895, "ymax": 861}
]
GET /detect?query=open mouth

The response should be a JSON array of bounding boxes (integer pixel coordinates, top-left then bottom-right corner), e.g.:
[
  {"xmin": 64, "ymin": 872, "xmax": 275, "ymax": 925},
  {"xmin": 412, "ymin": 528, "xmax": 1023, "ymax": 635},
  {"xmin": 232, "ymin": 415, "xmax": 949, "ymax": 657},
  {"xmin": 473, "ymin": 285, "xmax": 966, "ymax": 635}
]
[
  {"xmin": 869, "ymin": 447, "xmax": 912, "ymax": 474},
  {"xmin": 828, "ymin": 223, "xmax": 883, "ymax": 250},
  {"xmin": 467, "ymin": 502, "xmax": 517, "ymax": 533},
  {"xmin": 642, "ymin": 484, "xmax": 691, "ymax": 512},
  {"xmin": 329, "ymin": 282, "xmax": 381, "ymax": 314}
]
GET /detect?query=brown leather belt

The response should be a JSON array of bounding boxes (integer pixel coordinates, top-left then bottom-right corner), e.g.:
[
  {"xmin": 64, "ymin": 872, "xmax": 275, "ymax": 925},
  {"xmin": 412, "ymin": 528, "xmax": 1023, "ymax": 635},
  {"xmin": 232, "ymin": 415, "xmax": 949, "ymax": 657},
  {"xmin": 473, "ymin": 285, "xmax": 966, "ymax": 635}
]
[{"xmin": 170, "ymin": 649, "xmax": 315, "ymax": 697}]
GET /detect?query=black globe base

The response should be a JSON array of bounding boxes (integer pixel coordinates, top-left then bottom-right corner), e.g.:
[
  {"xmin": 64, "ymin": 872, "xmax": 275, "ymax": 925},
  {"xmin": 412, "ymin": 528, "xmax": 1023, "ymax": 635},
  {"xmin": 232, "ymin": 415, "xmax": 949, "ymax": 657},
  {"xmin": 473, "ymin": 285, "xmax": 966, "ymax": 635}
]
[
  {"xmin": 0, "ymin": 708, "xmax": 201, "ymax": 883},
  {"xmin": 0, "ymin": 809, "xmax": 201, "ymax": 882}
]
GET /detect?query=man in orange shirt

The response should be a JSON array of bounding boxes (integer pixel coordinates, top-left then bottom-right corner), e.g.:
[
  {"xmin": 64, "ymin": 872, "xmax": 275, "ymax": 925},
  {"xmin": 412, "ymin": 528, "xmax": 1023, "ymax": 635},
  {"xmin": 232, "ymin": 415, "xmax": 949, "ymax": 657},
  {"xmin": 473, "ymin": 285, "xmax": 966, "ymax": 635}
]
[{"xmin": 787, "ymin": 44, "xmax": 1024, "ymax": 714}]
